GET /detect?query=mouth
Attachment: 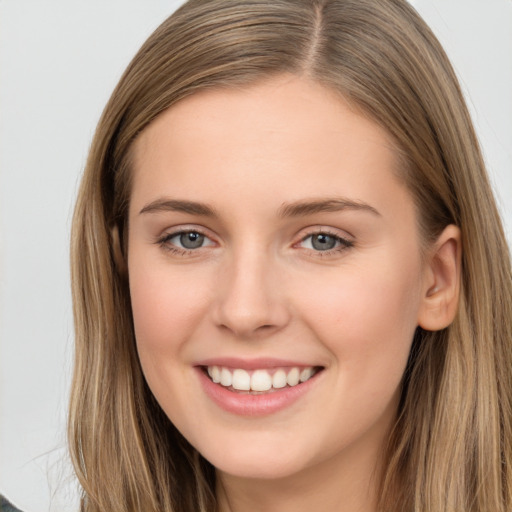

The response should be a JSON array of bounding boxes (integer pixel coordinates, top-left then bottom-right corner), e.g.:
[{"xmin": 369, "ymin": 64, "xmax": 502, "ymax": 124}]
[
  {"xmin": 196, "ymin": 361, "xmax": 325, "ymax": 416},
  {"xmin": 201, "ymin": 365, "xmax": 323, "ymax": 394}
]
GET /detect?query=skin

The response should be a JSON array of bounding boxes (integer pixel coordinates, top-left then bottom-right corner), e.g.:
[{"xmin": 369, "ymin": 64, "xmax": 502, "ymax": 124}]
[{"xmin": 127, "ymin": 75, "xmax": 461, "ymax": 512}]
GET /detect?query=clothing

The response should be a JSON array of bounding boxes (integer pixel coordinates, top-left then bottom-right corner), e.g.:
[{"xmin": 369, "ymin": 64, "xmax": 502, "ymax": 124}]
[{"xmin": 0, "ymin": 495, "xmax": 23, "ymax": 512}]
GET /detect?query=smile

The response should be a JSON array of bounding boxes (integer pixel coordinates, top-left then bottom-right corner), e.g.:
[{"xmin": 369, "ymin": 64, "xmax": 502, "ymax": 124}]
[
  {"xmin": 196, "ymin": 359, "xmax": 325, "ymax": 416},
  {"xmin": 206, "ymin": 365, "xmax": 319, "ymax": 393}
]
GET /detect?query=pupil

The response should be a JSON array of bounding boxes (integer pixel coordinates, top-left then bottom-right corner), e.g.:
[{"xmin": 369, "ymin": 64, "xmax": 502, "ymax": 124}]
[
  {"xmin": 312, "ymin": 234, "xmax": 336, "ymax": 251},
  {"xmin": 180, "ymin": 232, "xmax": 204, "ymax": 249}
]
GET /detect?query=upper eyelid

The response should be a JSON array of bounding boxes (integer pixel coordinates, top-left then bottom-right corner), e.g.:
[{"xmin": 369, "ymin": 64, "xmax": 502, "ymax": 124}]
[
  {"xmin": 300, "ymin": 232, "xmax": 350, "ymax": 242},
  {"xmin": 160, "ymin": 225, "xmax": 215, "ymax": 239},
  {"xmin": 296, "ymin": 225, "xmax": 354, "ymax": 241}
]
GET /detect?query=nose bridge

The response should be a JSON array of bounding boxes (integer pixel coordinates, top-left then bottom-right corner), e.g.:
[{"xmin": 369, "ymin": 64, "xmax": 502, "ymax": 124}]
[{"xmin": 214, "ymin": 242, "xmax": 288, "ymax": 338}]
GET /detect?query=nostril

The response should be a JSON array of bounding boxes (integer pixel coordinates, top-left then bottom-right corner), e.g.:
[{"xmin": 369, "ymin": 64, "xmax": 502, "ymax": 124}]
[
  {"xmin": 212, "ymin": 273, "xmax": 291, "ymax": 338},
  {"xmin": 217, "ymin": 322, "xmax": 282, "ymax": 340}
]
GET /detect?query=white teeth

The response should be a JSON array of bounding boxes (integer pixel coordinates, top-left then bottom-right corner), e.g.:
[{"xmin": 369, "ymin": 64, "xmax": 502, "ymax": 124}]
[
  {"xmin": 300, "ymin": 367, "xmax": 313, "ymax": 382},
  {"xmin": 272, "ymin": 369, "xmax": 287, "ymax": 389},
  {"xmin": 286, "ymin": 367, "xmax": 300, "ymax": 386},
  {"xmin": 208, "ymin": 365, "xmax": 317, "ymax": 391},
  {"xmin": 251, "ymin": 370, "xmax": 272, "ymax": 391},
  {"xmin": 208, "ymin": 365, "xmax": 221, "ymax": 383},
  {"xmin": 232, "ymin": 369, "xmax": 251, "ymax": 391},
  {"xmin": 220, "ymin": 367, "xmax": 232, "ymax": 387}
]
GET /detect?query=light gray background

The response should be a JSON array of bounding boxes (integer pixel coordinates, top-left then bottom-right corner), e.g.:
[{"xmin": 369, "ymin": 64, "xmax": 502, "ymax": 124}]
[{"xmin": 1, "ymin": 1, "xmax": 511, "ymax": 511}]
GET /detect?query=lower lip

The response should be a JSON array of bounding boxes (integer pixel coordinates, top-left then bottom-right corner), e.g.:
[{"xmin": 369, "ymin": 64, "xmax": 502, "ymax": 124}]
[{"xmin": 196, "ymin": 367, "xmax": 321, "ymax": 416}]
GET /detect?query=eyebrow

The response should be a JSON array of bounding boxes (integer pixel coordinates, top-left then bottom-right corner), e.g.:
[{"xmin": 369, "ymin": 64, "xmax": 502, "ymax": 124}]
[
  {"xmin": 277, "ymin": 197, "xmax": 381, "ymax": 218},
  {"xmin": 139, "ymin": 199, "xmax": 218, "ymax": 217},
  {"xmin": 139, "ymin": 197, "xmax": 380, "ymax": 218}
]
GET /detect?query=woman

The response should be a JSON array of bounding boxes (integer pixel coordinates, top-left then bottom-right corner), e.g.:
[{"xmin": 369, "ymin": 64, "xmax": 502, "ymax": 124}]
[{"xmin": 68, "ymin": 0, "xmax": 512, "ymax": 511}]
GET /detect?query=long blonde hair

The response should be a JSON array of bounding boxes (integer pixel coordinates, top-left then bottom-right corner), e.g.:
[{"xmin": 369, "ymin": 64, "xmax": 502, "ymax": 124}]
[{"xmin": 69, "ymin": 1, "xmax": 512, "ymax": 510}]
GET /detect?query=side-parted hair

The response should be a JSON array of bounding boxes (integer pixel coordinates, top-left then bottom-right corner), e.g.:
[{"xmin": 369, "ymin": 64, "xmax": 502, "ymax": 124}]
[{"xmin": 69, "ymin": 1, "xmax": 512, "ymax": 511}]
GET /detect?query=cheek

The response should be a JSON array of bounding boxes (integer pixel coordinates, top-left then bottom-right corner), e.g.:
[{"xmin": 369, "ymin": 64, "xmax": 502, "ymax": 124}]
[
  {"xmin": 294, "ymin": 254, "xmax": 423, "ymax": 375},
  {"xmin": 128, "ymin": 258, "xmax": 217, "ymax": 417},
  {"xmin": 128, "ymin": 257, "xmax": 212, "ymax": 361},
  {"xmin": 292, "ymin": 260, "xmax": 422, "ymax": 441}
]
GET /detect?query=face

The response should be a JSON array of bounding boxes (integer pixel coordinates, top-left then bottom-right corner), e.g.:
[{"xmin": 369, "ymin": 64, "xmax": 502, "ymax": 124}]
[{"xmin": 127, "ymin": 75, "xmax": 429, "ymax": 482}]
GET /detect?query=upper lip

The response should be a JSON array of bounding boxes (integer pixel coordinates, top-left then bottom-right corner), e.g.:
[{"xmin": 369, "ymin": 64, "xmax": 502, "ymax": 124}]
[{"xmin": 195, "ymin": 357, "xmax": 322, "ymax": 370}]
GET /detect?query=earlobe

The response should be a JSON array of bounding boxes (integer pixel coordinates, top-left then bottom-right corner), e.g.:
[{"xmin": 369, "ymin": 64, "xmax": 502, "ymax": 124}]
[
  {"xmin": 111, "ymin": 225, "xmax": 128, "ymax": 277},
  {"xmin": 418, "ymin": 224, "xmax": 462, "ymax": 331}
]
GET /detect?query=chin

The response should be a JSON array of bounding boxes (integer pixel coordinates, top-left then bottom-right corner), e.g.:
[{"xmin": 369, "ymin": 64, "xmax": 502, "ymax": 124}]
[
  {"xmin": 189, "ymin": 438, "xmax": 300, "ymax": 479},
  {"xmin": 214, "ymin": 457, "xmax": 304, "ymax": 480},
  {"xmin": 200, "ymin": 441, "xmax": 310, "ymax": 480}
]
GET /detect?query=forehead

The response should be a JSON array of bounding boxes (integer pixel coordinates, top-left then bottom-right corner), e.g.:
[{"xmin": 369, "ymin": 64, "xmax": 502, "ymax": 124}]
[{"xmin": 130, "ymin": 74, "xmax": 409, "ymax": 219}]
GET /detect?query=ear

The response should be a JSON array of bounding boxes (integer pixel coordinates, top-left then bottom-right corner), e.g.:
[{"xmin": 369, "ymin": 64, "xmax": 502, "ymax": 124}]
[
  {"xmin": 111, "ymin": 225, "xmax": 128, "ymax": 277},
  {"xmin": 417, "ymin": 224, "xmax": 462, "ymax": 331}
]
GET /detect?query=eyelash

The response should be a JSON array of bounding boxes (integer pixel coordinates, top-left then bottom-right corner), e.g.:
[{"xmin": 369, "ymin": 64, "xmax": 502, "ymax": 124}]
[
  {"xmin": 297, "ymin": 231, "xmax": 354, "ymax": 256},
  {"xmin": 156, "ymin": 229, "xmax": 214, "ymax": 256},
  {"xmin": 156, "ymin": 229, "xmax": 354, "ymax": 257}
]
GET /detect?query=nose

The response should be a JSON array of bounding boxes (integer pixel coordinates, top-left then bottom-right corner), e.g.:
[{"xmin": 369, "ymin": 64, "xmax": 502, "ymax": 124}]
[{"xmin": 212, "ymin": 248, "xmax": 290, "ymax": 339}]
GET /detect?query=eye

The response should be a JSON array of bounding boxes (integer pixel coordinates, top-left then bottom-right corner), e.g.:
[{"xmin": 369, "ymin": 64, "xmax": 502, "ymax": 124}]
[
  {"xmin": 299, "ymin": 232, "xmax": 353, "ymax": 252},
  {"xmin": 173, "ymin": 231, "xmax": 207, "ymax": 249},
  {"xmin": 159, "ymin": 230, "xmax": 215, "ymax": 252}
]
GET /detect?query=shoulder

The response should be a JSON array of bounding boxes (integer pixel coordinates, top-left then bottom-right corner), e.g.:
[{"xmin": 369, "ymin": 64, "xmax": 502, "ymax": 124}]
[{"xmin": 0, "ymin": 495, "xmax": 24, "ymax": 512}]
